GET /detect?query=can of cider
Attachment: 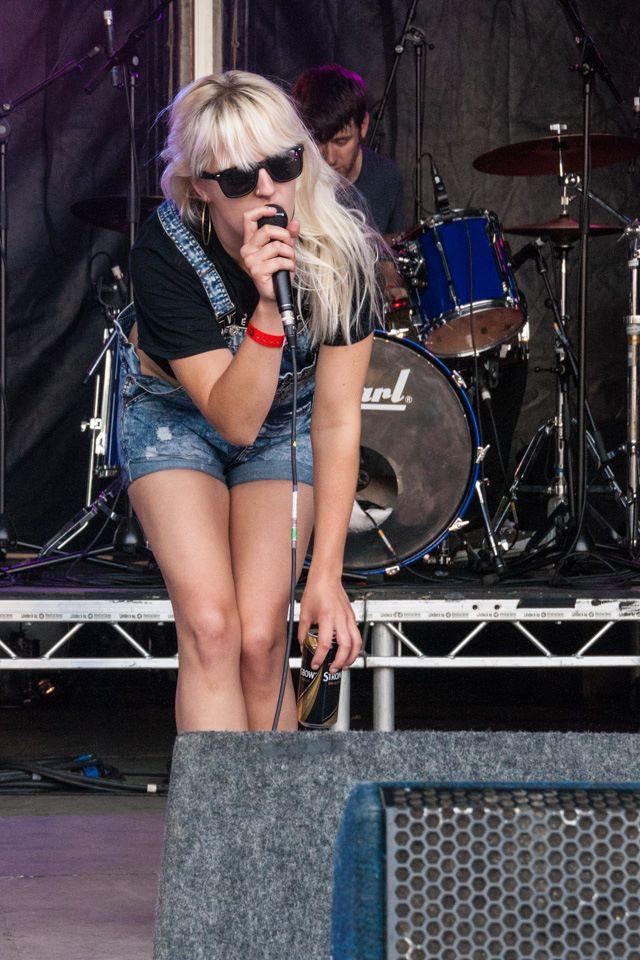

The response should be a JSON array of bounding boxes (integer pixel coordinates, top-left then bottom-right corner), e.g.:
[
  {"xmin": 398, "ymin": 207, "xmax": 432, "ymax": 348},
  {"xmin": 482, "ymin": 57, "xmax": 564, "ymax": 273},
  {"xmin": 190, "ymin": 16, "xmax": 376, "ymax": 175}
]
[{"xmin": 296, "ymin": 628, "xmax": 342, "ymax": 729}]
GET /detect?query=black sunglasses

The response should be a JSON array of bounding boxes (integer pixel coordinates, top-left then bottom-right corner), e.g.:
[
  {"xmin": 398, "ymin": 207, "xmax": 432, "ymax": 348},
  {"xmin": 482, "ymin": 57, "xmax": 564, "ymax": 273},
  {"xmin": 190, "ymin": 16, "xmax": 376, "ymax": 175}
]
[{"xmin": 199, "ymin": 145, "xmax": 304, "ymax": 198}]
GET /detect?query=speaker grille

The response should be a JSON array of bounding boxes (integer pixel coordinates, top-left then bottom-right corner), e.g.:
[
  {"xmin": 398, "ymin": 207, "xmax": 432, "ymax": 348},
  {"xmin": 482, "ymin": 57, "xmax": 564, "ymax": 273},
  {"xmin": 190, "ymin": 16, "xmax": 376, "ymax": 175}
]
[{"xmin": 384, "ymin": 785, "xmax": 640, "ymax": 960}]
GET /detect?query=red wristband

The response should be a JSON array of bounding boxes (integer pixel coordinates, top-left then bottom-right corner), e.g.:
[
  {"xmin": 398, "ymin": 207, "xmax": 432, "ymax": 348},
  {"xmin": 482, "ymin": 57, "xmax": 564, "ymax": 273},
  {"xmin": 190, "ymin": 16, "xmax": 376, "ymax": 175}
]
[{"xmin": 246, "ymin": 321, "xmax": 285, "ymax": 348}]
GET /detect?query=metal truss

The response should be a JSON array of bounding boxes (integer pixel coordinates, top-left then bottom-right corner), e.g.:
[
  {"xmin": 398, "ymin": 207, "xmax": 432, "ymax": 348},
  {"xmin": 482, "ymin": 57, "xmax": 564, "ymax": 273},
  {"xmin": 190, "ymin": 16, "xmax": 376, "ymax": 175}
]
[{"xmin": 1, "ymin": 595, "xmax": 639, "ymax": 730}]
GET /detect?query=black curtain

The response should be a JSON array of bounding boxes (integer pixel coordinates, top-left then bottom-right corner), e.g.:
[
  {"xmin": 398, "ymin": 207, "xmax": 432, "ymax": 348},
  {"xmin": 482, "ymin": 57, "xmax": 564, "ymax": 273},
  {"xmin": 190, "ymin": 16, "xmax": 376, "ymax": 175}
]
[
  {"xmin": 0, "ymin": 0, "xmax": 178, "ymax": 544},
  {"xmin": 2, "ymin": 1, "xmax": 639, "ymax": 543},
  {"xmin": 224, "ymin": 0, "xmax": 640, "ymax": 469}
]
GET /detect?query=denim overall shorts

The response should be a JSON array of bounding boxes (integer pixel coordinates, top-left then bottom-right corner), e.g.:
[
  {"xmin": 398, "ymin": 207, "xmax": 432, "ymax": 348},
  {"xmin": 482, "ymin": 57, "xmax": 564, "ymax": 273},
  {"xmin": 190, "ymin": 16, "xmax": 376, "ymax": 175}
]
[{"xmin": 116, "ymin": 200, "xmax": 316, "ymax": 489}]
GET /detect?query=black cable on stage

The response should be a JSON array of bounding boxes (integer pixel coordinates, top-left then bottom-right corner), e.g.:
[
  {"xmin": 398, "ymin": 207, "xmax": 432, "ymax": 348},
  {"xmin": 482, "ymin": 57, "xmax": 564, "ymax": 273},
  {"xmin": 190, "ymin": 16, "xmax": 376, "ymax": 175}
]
[
  {"xmin": 0, "ymin": 757, "xmax": 168, "ymax": 795},
  {"xmin": 272, "ymin": 338, "xmax": 298, "ymax": 733}
]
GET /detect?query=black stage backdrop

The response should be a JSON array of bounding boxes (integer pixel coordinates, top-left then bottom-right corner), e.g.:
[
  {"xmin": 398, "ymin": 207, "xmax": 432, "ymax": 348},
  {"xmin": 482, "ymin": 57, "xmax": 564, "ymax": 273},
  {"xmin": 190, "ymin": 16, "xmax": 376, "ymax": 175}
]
[
  {"xmin": 225, "ymin": 0, "xmax": 640, "ymax": 498},
  {"xmin": 0, "ymin": 1, "xmax": 177, "ymax": 544},
  {"xmin": 2, "ymin": 1, "xmax": 639, "ymax": 543}
]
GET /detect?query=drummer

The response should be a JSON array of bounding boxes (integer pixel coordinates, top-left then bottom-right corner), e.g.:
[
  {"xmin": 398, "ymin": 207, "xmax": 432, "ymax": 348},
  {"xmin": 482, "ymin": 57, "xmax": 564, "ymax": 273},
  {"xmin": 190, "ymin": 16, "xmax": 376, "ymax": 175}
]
[{"xmin": 292, "ymin": 64, "xmax": 406, "ymax": 301}]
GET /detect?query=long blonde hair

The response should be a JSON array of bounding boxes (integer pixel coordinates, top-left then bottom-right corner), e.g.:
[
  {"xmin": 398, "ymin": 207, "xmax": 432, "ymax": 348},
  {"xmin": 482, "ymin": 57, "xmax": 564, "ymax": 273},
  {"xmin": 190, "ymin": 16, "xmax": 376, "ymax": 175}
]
[{"xmin": 160, "ymin": 70, "xmax": 384, "ymax": 345}]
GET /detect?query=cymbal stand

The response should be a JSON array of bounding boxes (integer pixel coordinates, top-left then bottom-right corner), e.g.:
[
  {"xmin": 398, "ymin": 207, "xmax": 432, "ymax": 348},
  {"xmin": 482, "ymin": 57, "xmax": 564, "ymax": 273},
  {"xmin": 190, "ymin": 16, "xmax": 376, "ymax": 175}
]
[
  {"xmin": 570, "ymin": 184, "xmax": 640, "ymax": 550},
  {"xmin": 84, "ymin": 2, "xmax": 176, "ymax": 551},
  {"xmin": 556, "ymin": 0, "xmax": 623, "ymax": 555},
  {"xmin": 368, "ymin": 0, "xmax": 420, "ymax": 149},
  {"xmin": 492, "ymin": 240, "xmax": 625, "ymax": 550},
  {"xmin": 367, "ymin": 0, "xmax": 433, "ymax": 222},
  {"xmin": 625, "ymin": 221, "xmax": 640, "ymax": 551},
  {"xmin": 492, "ymin": 241, "xmax": 572, "ymax": 544},
  {"xmin": 549, "ymin": 237, "xmax": 574, "ymax": 531}
]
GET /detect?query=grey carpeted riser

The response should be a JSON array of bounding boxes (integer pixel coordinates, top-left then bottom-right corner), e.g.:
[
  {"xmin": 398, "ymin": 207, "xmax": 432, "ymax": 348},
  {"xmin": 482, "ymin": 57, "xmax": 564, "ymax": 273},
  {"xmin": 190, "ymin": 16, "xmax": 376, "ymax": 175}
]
[{"xmin": 154, "ymin": 731, "xmax": 640, "ymax": 960}]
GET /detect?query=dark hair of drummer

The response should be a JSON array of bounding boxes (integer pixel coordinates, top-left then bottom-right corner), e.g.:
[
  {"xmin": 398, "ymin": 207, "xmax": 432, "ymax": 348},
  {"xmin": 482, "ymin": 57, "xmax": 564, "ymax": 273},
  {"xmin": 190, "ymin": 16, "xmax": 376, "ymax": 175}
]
[{"xmin": 292, "ymin": 64, "xmax": 368, "ymax": 144}]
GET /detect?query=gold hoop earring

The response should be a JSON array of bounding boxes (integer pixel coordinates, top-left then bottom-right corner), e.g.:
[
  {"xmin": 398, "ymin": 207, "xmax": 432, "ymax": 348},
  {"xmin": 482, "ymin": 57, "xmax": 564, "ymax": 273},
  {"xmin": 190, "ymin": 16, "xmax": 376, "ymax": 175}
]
[{"xmin": 200, "ymin": 202, "xmax": 212, "ymax": 246}]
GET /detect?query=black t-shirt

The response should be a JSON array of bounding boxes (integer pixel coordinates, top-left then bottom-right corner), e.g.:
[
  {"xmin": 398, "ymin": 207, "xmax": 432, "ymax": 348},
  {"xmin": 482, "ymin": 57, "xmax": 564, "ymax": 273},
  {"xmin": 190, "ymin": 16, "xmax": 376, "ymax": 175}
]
[
  {"xmin": 353, "ymin": 148, "xmax": 405, "ymax": 235},
  {"xmin": 131, "ymin": 210, "xmax": 375, "ymax": 376}
]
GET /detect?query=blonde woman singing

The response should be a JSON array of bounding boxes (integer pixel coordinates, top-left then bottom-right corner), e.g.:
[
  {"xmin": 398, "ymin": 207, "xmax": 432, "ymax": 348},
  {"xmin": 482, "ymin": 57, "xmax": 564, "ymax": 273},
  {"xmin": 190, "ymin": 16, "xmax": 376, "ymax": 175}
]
[{"xmin": 116, "ymin": 70, "xmax": 384, "ymax": 732}]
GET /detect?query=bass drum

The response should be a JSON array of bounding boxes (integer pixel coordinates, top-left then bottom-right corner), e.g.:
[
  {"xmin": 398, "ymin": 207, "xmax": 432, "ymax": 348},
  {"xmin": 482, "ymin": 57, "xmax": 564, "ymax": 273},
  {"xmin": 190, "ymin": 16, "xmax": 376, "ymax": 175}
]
[{"xmin": 345, "ymin": 332, "xmax": 479, "ymax": 575}]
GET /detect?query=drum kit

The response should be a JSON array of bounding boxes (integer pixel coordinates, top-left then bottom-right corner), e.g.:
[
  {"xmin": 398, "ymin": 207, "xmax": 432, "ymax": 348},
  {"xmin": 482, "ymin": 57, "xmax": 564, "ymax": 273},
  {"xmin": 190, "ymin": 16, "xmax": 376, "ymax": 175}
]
[
  {"xmin": 20, "ymin": 116, "xmax": 637, "ymax": 586},
  {"xmin": 36, "ymin": 124, "xmax": 639, "ymax": 582},
  {"xmin": 344, "ymin": 126, "xmax": 640, "ymax": 578}
]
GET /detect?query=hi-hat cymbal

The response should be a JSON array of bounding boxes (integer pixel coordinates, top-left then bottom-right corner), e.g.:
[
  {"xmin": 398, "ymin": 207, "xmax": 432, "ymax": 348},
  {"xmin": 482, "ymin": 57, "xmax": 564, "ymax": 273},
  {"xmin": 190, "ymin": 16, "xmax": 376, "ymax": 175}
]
[
  {"xmin": 71, "ymin": 195, "xmax": 163, "ymax": 233},
  {"xmin": 504, "ymin": 216, "xmax": 622, "ymax": 244},
  {"xmin": 474, "ymin": 134, "xmax": 640, "ymax": 176}
]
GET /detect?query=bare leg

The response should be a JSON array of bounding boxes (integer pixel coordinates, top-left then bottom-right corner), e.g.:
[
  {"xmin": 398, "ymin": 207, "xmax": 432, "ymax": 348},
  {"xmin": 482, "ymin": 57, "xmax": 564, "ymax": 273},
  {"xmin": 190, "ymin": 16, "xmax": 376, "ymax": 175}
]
[
  {"xmin": 128, "ymin": 469, "xmax": 248, "ymax": 733},
  {"xmin": 230, "ymin": 479, "xmax": 314, "ymax": 731}
]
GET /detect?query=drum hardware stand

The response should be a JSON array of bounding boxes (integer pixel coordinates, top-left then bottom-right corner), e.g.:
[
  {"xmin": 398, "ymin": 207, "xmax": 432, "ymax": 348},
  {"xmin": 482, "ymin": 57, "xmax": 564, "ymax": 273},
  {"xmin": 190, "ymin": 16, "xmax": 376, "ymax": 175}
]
[
  {"xmin": 556, "ymin": 0, "xmax": 623, "ymax": 556},
  {"xmin": 0, "ymin": 44, "xmax": 102, "ymax": 558},
  {"xmin": 624, "ymin": 220, "xmax": 640, "ymax": 552},
  {"xmin": 83, "ymin": 3, "xmax": 176, "ymax": 555},
  {"xmin": 448, "ymin": 365, "xmax": 505, "ymax": 574},
  {"xmin": 19, "ymin": 285, "xmax": 149, "ymax": 574},
  {"xmin": 407, "ymin": 25, "xmax": 430, "ymax": 224},
  {"xmin": 570, "ymin": 185, "xmax": 640, "ymax": 552},
  {"xmin": 491, "ymin": 238, "xmax": 625, "ymax": 554},
  {"xmin": 82, "ymin": 269, "xmax": 126, "ymax": 502},
  {"xmin": 539, "ymin": 235, "xmax": 575, "ymax": 539},
  {"xmin": 367, "ymin": 0, "xmax": 433, "ymax": 223},
  {"xmin": 477, "ymin": 362, "xmax": 516, "ymax": 522},
  {"xmin": 38, "ymin": 480, "xmax": 123, "ymax": 558},
  {"xmin": 22, "ymin": 259, "xmax": 138, "ymax": 565},
  {"xmin": 474, "ymin": 470, "xmax": 505, "ymax": 574},
  {"xmin": 81, "ymin": 325, "xmax": 120, "ymax": 502}
]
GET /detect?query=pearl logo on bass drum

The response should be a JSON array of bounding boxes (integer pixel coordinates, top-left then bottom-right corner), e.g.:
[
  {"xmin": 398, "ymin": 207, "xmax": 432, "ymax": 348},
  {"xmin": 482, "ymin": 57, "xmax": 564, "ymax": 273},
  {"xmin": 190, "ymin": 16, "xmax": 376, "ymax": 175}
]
[{"xmin": 361, "ymin": 368, "xmax": 411, "ymax": 411}]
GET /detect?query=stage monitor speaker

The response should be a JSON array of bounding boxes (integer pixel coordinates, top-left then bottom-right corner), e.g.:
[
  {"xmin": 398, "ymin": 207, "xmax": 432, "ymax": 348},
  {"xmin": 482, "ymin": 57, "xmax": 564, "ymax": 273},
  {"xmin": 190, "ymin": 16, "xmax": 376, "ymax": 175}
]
[
  {"xmin": 332, "ymin": 780, "xmax": 640, "ymax": 960},
  {"xmin": 154, "ymin": 732, "xmax": 640, "ymax": 960}
]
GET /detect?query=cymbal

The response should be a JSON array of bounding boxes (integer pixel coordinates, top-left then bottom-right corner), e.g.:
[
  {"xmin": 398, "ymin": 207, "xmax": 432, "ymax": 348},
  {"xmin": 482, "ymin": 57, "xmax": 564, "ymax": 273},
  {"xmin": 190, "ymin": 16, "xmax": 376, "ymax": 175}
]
[
  {"xmin": 473, "ymin": 134, "xmax": 640, "ymax": 176},
  {"xmin": 71, "ymin": 195, "xmax": 163, "ymax": 233},
  {"xmin": 504, "ymin": 216, "xmax": 622, "ymax": 244}
]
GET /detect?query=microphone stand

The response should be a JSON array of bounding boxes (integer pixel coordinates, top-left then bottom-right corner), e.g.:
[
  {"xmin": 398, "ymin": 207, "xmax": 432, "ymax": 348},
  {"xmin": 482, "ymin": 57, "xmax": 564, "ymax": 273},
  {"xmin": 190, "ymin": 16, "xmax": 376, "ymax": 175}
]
[
  {"xmin": 407, "ymin": 26, "xmax": 429, "ymax": 225},
  {"xmin": 555, "ymin": 0, "xmax": 622, "ymax": 561},
  {"xmin": 368, "ymin": 0, "xmax": 420, "ymax": 150},
  {"xmin": 0, "ymin": 45, "xmax": 102, "ymax": 557},
  {"xmin": 83, "ymin": 3, "xmax": 175, "ymax": 555},
  {"xmin": 23, "ymin": 3, "xmax": 177, "ymax": 574},
  {"xmin": 85, "ymin": 0, "xmax": 174, "ymax": 268},
  {"xmin": 367, "ymin": 1, "xmax": 433, "ymax": 222}
]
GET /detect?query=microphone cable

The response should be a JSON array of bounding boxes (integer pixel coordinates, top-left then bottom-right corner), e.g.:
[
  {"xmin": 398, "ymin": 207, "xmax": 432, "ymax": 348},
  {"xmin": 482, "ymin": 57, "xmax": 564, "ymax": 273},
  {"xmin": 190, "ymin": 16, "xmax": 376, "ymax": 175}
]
[
  {"xmin": 271, "ymin": 331, "xmax": 299, "ymax": 732},
  {"xmin": 254, "ymin": 204, "xmax": 300, "ymax": 731}
]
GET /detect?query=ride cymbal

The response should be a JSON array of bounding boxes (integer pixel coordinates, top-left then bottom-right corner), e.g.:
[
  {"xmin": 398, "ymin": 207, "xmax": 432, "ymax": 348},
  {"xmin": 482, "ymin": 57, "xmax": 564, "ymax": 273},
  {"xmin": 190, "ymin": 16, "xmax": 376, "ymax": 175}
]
[
  {"xmin": 504, "ymin": 216, "xmax": 622, "ymax": 244},
  {"xmin": 473, "ymin": 134, "xmax": 640, "ymax": 176}
]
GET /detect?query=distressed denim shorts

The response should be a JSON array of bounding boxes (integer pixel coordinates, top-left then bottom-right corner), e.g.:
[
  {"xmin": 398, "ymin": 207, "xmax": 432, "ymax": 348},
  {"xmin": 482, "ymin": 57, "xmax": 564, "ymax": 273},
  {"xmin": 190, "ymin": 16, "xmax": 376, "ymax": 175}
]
[{"xmin": 117, "ymin": 372, "xmax": 314, "ymax": 489}]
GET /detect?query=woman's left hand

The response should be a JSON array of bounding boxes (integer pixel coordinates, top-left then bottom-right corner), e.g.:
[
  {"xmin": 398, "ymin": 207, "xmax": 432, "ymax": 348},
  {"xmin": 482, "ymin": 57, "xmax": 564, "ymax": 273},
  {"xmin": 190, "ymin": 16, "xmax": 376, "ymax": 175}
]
[{"xmin": 298, "ymin": 574, "xmax": 362, "ymax": 673}]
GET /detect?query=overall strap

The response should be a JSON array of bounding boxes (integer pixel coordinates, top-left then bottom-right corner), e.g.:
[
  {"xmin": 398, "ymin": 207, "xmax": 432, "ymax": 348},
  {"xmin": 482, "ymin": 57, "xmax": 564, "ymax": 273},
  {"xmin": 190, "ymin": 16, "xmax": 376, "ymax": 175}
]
[{"xmin": 157, "ymin": 199, "xmax": 236, "ymax": 322}]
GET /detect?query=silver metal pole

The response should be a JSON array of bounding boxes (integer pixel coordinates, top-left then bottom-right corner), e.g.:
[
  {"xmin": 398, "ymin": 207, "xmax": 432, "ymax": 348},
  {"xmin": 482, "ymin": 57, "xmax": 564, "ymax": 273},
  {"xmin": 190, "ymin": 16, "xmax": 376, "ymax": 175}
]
[
  {"xmin": 372, "ymin": 623, "xmax": 395, "ymax": 731},
  {"xmin": 626, "ymin": 224, "xmax": 640, "ymax": 550},
  {"xmin": 552, "ymin": 246, "xmax": 570, "ymax": 518},
  {"xmin": 334, "ymin": 669, "xmax": 351, "ymax": 731}
]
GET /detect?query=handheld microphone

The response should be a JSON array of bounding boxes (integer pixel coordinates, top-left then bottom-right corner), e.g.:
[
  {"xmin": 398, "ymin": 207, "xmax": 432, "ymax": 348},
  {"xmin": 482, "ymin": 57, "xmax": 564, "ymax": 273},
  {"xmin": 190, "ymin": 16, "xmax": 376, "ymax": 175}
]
[
  {"xmin": 429, "ymin": 155, "xmax": 450, "ymax": 214},
  {"xmin": 102, "ymin": 9, "xmax": 121, "ymax": 88},
  {"xmin": 256, "ymin": 204, "xmax": 297, "ymax": 347}
]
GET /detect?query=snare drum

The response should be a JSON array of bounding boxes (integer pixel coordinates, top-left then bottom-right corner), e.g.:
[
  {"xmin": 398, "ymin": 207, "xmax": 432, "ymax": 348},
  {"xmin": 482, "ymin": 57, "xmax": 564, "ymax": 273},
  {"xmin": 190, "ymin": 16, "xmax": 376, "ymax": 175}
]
[{"xmin": 397, "ymin": 209, "xmax": 526, "ymax": 358}]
